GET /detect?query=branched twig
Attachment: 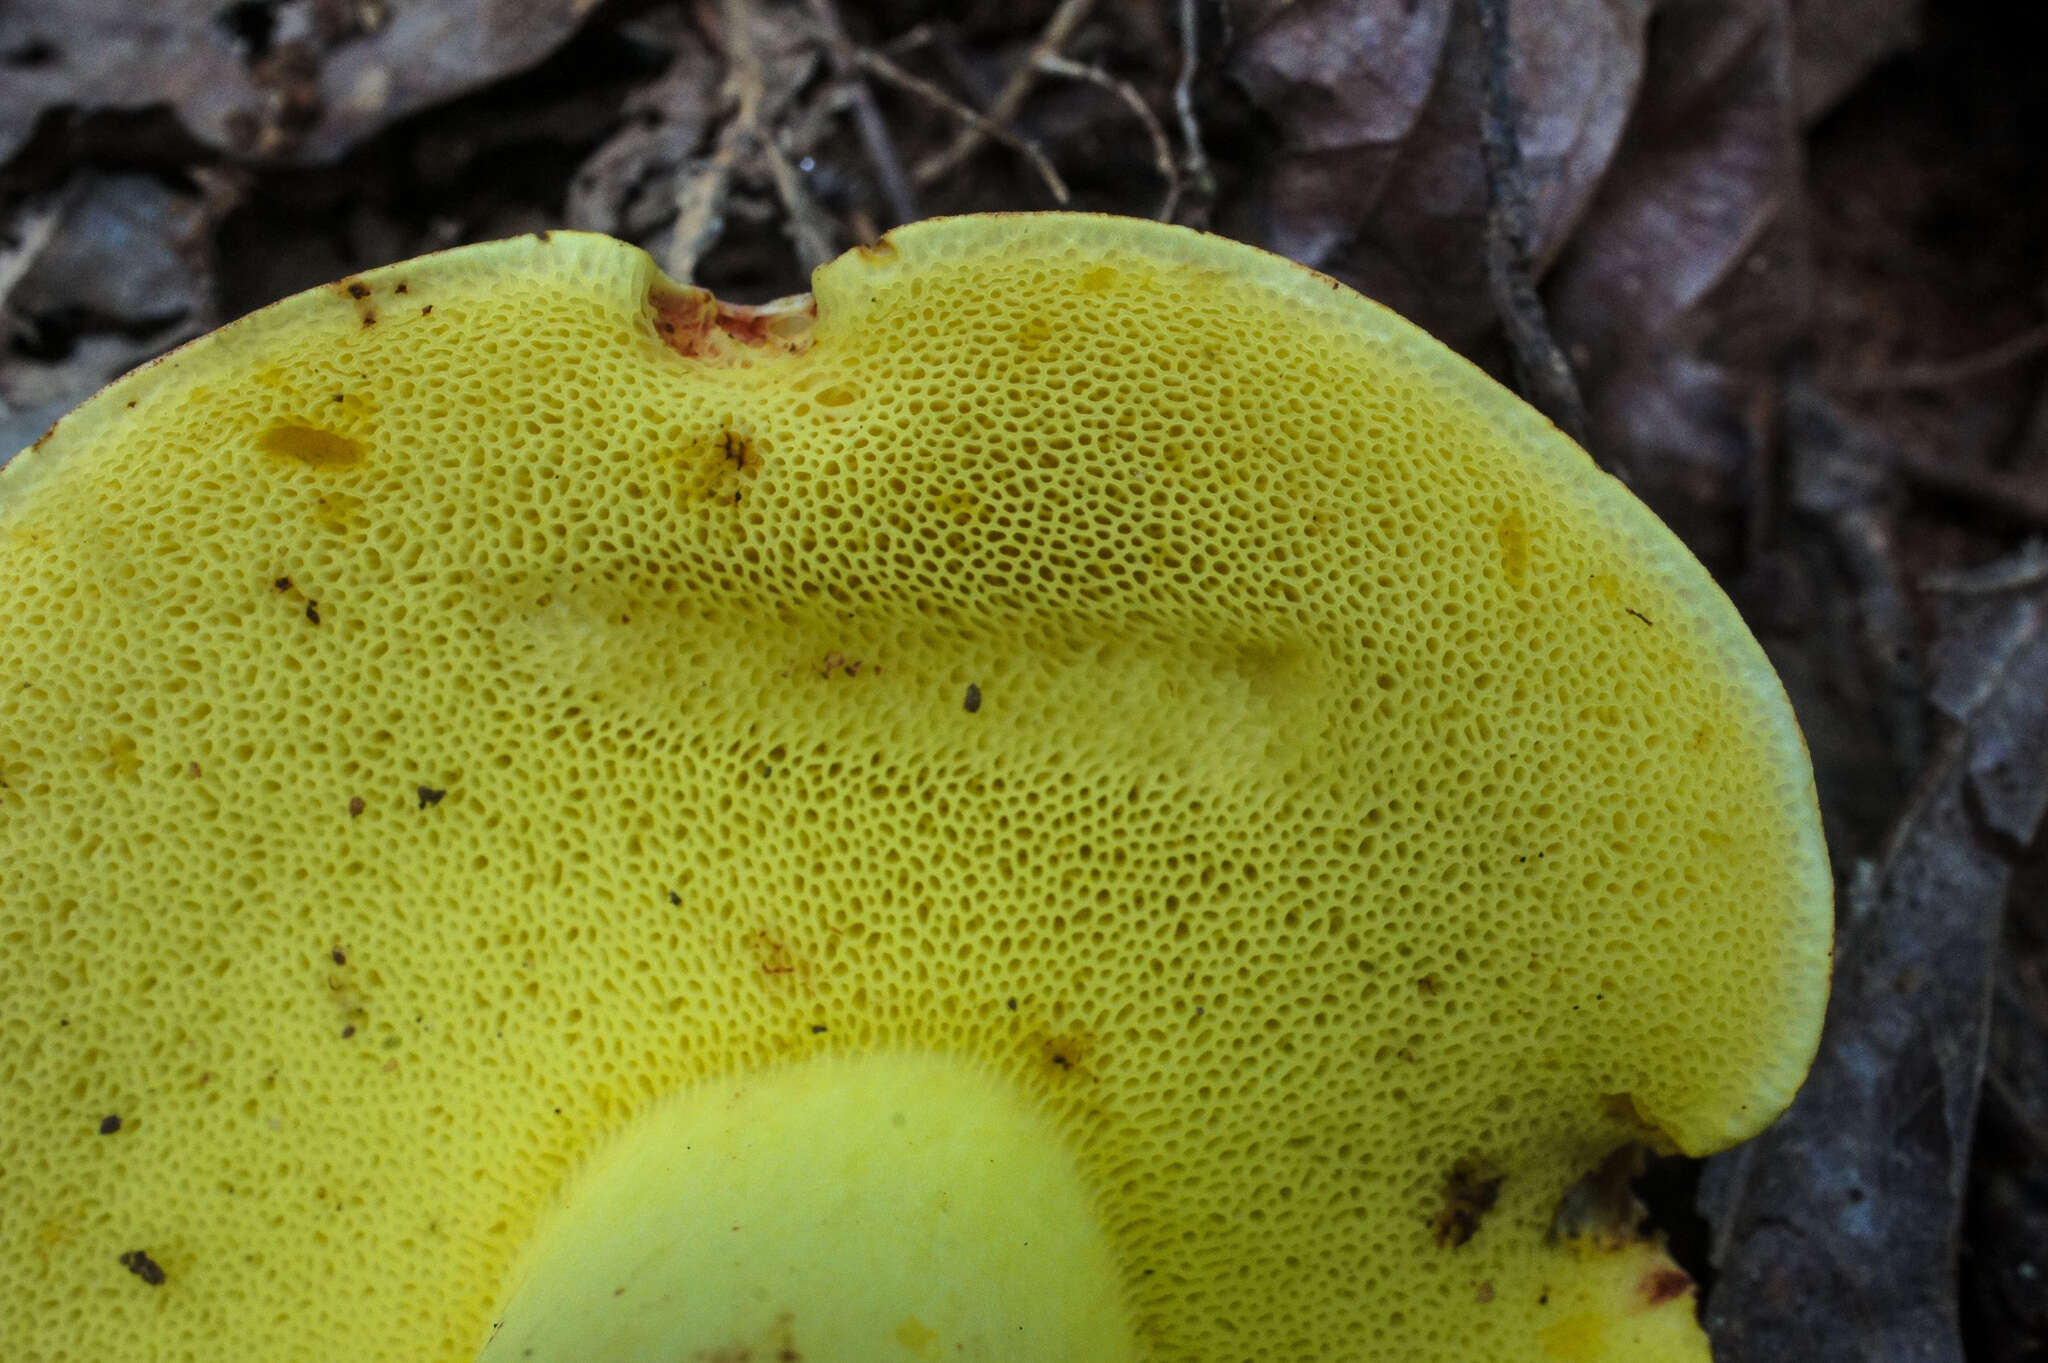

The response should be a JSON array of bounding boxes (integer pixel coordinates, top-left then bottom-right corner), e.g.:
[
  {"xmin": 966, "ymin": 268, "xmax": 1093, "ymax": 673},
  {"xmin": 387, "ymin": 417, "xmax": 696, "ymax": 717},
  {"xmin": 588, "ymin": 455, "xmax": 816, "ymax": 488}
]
[
  {"xmin": 670, "ymin": 0, "xmax": 836, "ymax": 281},
  {"xmin": 1173, "ymin": 0, "xmax": 1216, "ymax": 210},
  {"xmin": 1472, "ymin": 0, "xmax": 1593, "ymax": 456},
  {"xmin": 853, "ymin": 47, "xmax": 1071, "ymax": 204},
  {"xmin": 667, "ymin": 3, "xmax": 751, "ymax": 281},
  {"xmin": 1034, "ymin": 53, "xmax": 1179, "ymax": 221},
  {"xmin": 667, "ymin": 154, "xmax": 737, "ymax": 284},
  {"xmin": 803, "ymin": 0, "xmax": 919, "ymax": 226},
  {"xmin": 913, "ymin": 0, "xmax": 1097, "ymax": 185}
]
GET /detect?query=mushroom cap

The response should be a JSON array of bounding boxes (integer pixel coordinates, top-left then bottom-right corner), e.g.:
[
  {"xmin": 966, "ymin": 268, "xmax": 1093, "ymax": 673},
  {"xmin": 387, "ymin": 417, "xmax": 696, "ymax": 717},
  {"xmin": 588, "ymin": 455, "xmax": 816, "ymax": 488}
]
[{"xmin": 0, "ymin": 215, "xmax": 1830, "ymax": 1361}]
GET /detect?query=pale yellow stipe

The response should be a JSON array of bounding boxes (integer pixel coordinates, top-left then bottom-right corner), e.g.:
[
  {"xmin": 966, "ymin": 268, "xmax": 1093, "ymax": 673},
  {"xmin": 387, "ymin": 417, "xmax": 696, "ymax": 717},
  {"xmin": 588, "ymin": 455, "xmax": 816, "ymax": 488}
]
[
  {"xmin": 1530, "ymin": 1239, "xmax": 1707, "ymax": 1363},
  {"xmin": 0, "ymin": 215, "xmax": 1830, "ymax": 1362},
  {"xmin": 478, "ymin": 1052, "xmax": 1134, "ymax": 1362}
]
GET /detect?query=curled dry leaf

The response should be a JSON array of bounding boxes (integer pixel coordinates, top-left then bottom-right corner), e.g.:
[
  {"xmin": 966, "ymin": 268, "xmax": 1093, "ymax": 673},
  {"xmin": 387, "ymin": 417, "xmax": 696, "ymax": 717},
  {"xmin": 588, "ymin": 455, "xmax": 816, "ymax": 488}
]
[
  {"xmin": 1228, "ymin": 0, "xmax": 1648, "ymax": 347},
  {"xmin": 0, "ymin": 0, "xmax": 597, "ymax": 165},
  {"xmin": 1547, "ymin": 0, "xmax": 1803, "ymax": 385},
  {"xmin": 1230, "ymin": 0, "xmax": 1806, "ymax": 564},
  {"xmin": 1545, "ymin": 0, "xmax": 1807, "ymax": 560}
]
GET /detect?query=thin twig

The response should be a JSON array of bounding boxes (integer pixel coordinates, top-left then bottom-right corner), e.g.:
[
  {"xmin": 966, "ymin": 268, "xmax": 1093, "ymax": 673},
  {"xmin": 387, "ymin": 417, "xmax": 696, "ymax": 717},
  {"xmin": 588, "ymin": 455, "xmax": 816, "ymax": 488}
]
[
  {"xmin": 667, "ymin": 0, "xmax": 759, "ymax": 281},
  {"xmin": 882, "ymin": 22, "xmax": 982, "ymax": 96},
  {"xmin": 732, "ymin": 0, "xmax": 836, "ymax": 272},
  {"xmin": 1742, "ymin": 381, "xmax": 1784, "ymax": 570},
  {"xmin": 853, "ymin": 47, "xmax": 1071, "ymax": 204},
  {"xmin": 1173, "ymin": 0, "xmax": 1215, "ymax": 210},
  {"xmin": 0, "ymin": 187, "xmax": 78, "ymax": 364},
  {"xmin": 1472, "ymin": 0, "xmax": 1593, "ymax": 456},
  {"xmin": 1920, "ymin": 538, "xmax": 2048, "ymax": 595},
  {"xmin": 667, "ymin": 150, "xmax": 737, "ymax": 283},
  {"xmin": 765, "ymin": 134, "xmax": 840, "ymax": 272},
  {"xmin": 882, "ymin": 22, "xmax": 936, "ymax": 59},
  {"xmin": 1034, "ymin": 52, "xmax": 1179, "ymax": 221},
  {"xmin": 785, "ymin": 81, "xmax": 859, "ymax": 158},
  {"xmin": 1840, "ymin": 321, "xmax": 2048, "ymax": 392},
  {"xmin": 671, "ymin": 0, "xmax": 837, "ymax": 281},
  {"xmin": 913, "ymin": 0, "xmax": 1097, "ymax": 185},
  {"xmin": 1879, "ymin": 439, "xmax": 2048, "ymax": 528},
  {"xmin": 0, "ymin": 196, "xmax": 64, "ymax": 321},
  {"xmin": 802, "ymin": 0, "xmax": 919, "ymax": 226}
]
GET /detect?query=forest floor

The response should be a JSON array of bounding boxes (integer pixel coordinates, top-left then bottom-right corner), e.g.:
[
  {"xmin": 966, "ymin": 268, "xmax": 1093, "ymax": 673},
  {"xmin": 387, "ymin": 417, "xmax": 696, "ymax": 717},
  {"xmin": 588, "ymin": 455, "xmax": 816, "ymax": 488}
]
[{"xmin": 3, "ymin": 1, "xmax": 2045, "ymax": 1358}]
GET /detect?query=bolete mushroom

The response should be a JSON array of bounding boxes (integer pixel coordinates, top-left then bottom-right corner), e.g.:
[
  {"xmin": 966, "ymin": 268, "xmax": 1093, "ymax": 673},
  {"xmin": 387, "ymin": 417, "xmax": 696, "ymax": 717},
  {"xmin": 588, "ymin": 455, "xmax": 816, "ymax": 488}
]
[{"xmin": 0, "ymin": 214, "xmax": 1830, "ymax": 1362}]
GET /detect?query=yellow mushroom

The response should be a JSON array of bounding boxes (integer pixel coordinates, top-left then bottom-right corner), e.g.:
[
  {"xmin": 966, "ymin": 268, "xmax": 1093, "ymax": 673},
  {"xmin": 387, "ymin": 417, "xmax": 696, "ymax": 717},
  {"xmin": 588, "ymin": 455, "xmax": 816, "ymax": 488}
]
[{"xmin": 0, "ymin": 214, "xmax": 1831, "ymax": 1362}]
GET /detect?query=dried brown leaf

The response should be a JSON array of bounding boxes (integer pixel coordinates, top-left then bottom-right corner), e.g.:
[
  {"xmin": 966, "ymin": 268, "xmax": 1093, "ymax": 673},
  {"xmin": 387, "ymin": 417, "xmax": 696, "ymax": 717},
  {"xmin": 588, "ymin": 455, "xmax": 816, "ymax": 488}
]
[
  {"xmin": 1701, "ymin": 572, "xmax": 2048, "ymax": 1363},
  {"xmin": 1547, "ymin": 1, "xmax": 1802, "ymax": 371},
  {"xmin": 1230, "ymin": 0, "xmax": 1809, "ymax": 553},
  {"xmin": 1229, "ymin": 0, "xmax": 1648, "ymax": 346},
  {"xmin": 0, "ymin": 0, "xmax": 596, "ymax": 165},
  {"xmin": 1545, "ymin": 0, "xmax": 1807, "ymax": 553},
  {"xmin": 1, "ymin": 173, "xmax": 223, "ymax": 418},
  {"xmin": 1790, "ymin": 0, "xmax": 1923, "ymax": 124}
]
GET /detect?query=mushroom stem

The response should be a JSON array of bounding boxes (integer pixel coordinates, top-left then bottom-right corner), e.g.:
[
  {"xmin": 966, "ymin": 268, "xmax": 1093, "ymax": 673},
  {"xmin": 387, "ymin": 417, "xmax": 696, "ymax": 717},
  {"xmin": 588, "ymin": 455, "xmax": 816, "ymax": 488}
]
[{"xmin": 476, "ymin": 1053, "xmax": 1137, "ymax": 1363}]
